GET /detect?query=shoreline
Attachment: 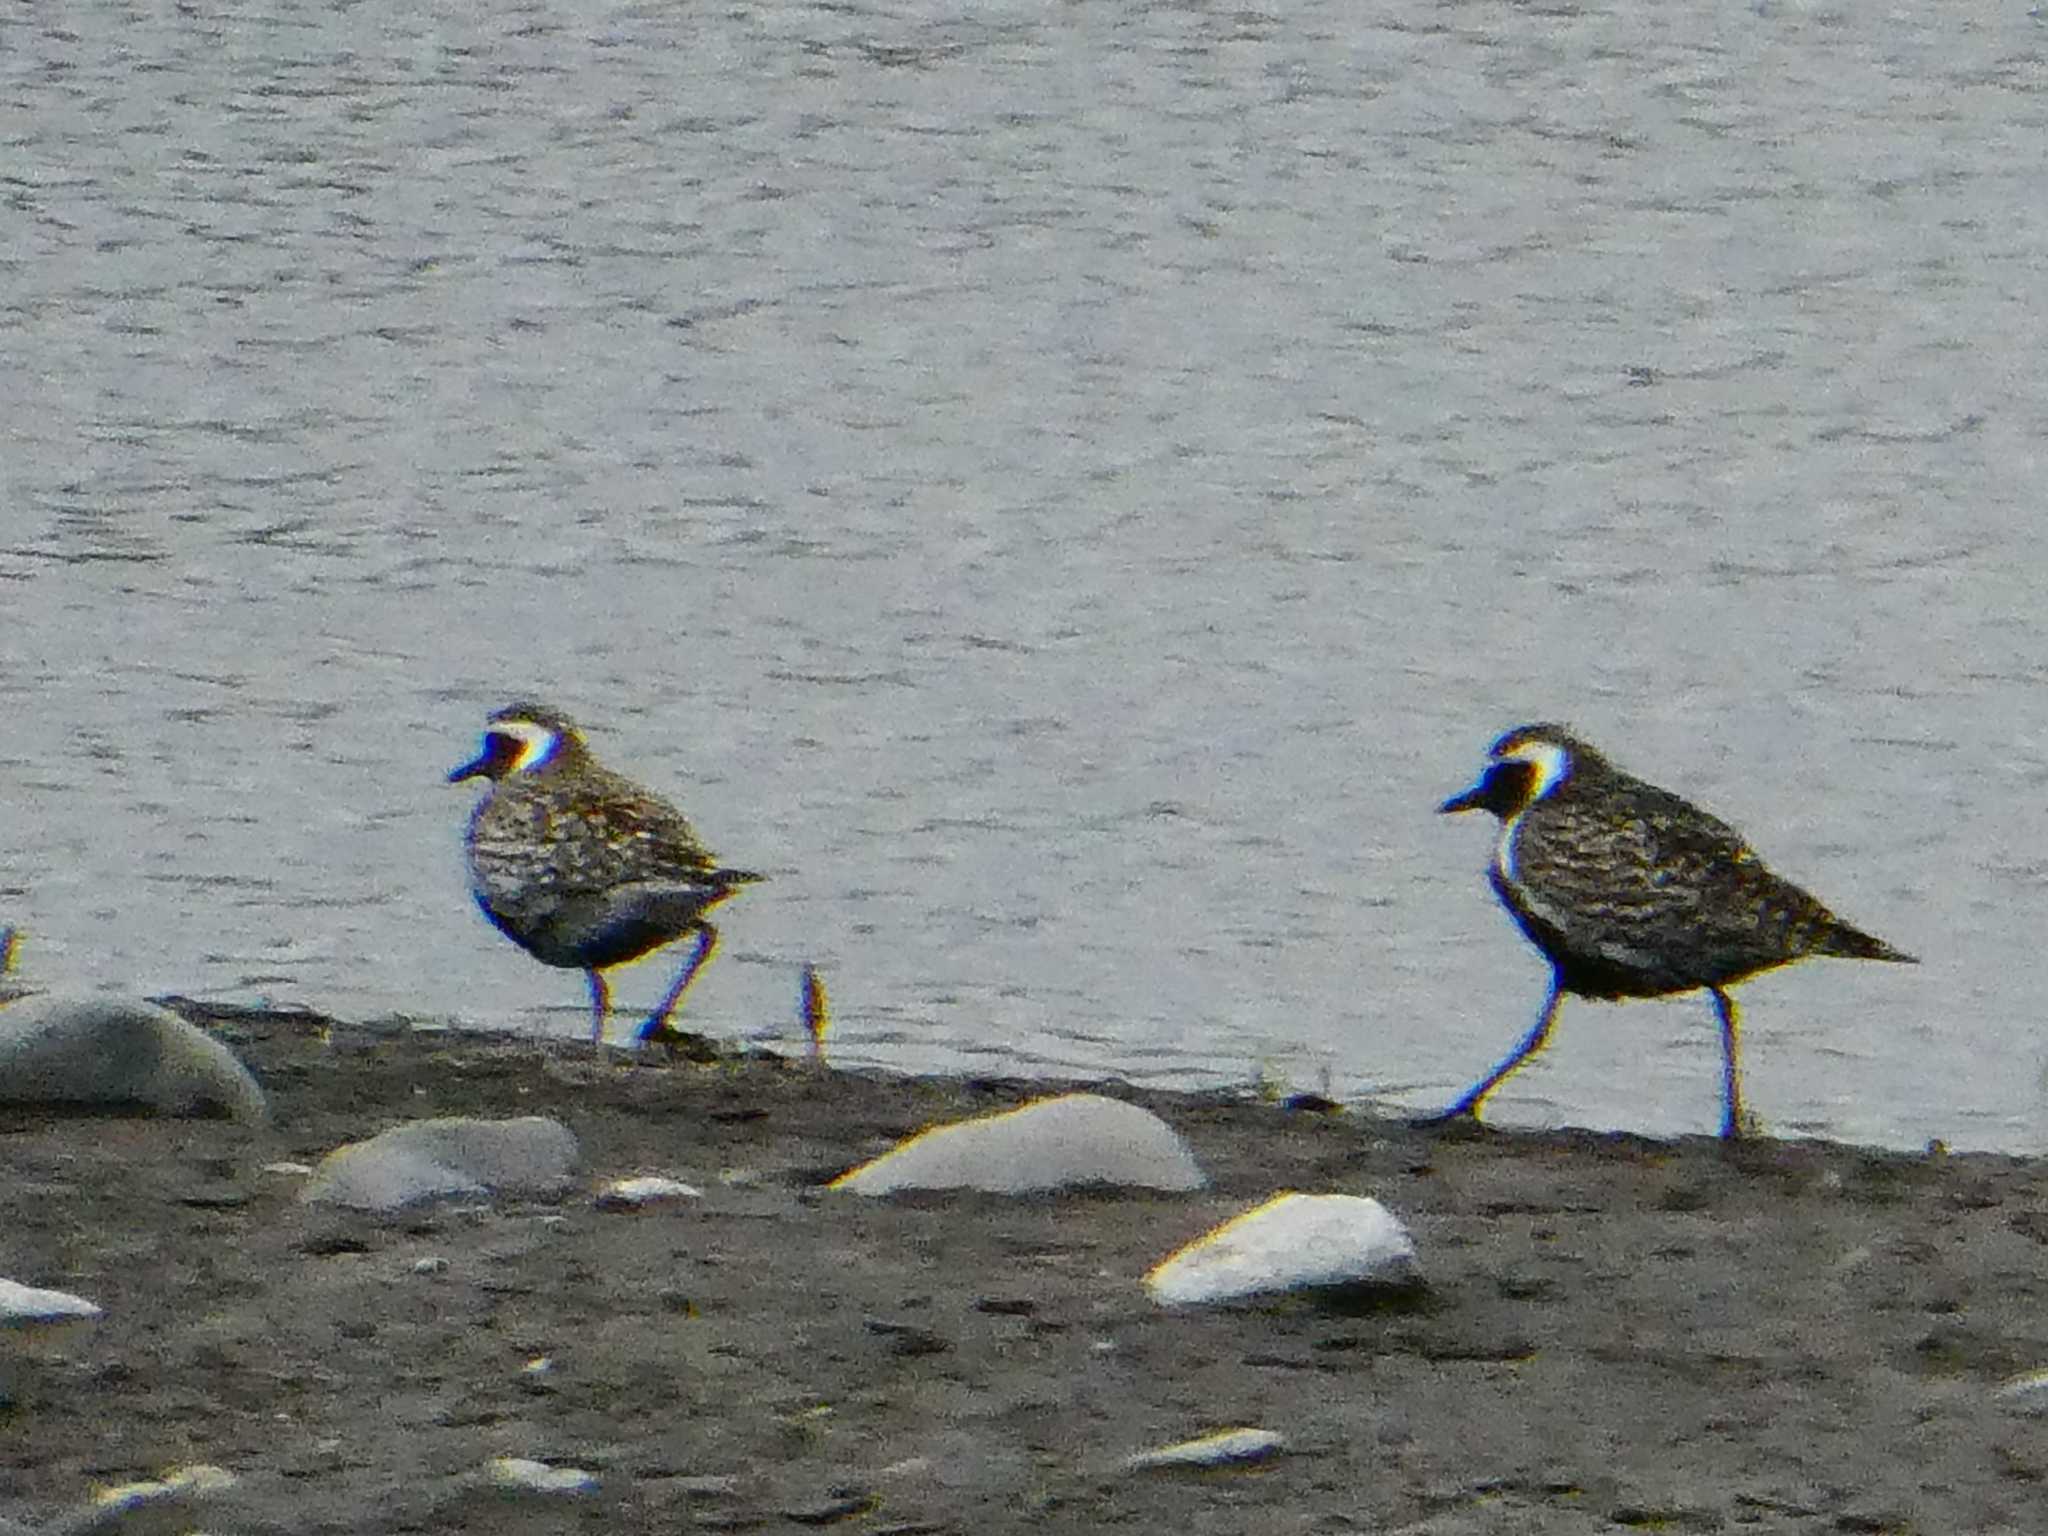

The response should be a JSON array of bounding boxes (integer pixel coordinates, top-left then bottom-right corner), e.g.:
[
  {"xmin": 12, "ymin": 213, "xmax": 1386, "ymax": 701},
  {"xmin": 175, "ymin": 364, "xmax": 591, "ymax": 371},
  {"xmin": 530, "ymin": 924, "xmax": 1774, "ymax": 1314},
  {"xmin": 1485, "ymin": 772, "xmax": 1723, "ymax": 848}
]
[{"xmin": 4, "ymin": 1004, "xmax": 2045, "ymax": 1534}]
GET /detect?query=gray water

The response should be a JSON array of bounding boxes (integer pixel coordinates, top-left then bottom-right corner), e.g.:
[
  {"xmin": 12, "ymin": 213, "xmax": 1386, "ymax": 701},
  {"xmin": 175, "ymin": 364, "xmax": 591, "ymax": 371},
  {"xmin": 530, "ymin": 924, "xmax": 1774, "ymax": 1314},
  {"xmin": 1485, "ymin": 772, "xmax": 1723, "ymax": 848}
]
[{"xmin": 3, "ymin": 0, "xmax": 2043, "ymax": 1150}]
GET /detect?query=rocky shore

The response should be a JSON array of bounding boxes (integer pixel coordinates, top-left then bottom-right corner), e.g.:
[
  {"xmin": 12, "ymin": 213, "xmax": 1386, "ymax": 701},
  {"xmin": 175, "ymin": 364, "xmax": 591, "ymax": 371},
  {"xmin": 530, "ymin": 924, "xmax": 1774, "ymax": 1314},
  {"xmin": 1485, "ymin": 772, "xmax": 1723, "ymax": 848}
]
[{"xmin": 4, "ymin": 1004, "xmax": 2046, "ymax": 1534}]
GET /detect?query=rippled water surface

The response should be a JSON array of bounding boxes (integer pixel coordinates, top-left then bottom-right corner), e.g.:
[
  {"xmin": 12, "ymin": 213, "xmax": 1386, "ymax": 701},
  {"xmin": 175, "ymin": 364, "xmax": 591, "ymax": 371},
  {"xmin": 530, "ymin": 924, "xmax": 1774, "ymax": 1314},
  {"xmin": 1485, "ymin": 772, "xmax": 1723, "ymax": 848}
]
[{"xmin": 4, "ymin": 0, "xmax": 2045, "ymax": 1149}]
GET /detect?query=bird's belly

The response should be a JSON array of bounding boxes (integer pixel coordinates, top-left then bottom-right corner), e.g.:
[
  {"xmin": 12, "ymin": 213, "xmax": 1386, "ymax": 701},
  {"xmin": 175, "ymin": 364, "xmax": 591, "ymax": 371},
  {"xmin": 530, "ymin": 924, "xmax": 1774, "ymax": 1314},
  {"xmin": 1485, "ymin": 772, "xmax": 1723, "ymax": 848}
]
[
  {"xmin": 1488, "ymin": 863, "xmax": 1688, "ymax": 999},
  {"xmin": 480, "ymin": 882, "xmax": 727, "ymax": 971},
  {"xmin": 1487, "ymin": 864, "xmax": 1787, "ymax": 1000}
]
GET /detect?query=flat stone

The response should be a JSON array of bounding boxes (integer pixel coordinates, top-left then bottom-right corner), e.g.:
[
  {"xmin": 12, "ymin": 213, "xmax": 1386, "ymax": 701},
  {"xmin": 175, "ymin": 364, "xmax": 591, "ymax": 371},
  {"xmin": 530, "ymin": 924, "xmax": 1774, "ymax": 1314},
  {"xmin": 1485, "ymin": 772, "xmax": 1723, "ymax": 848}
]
[
  {"xmin": 301, "ymin": 1117, "xmax": 579, "ymax": 1212},
  {"xmin": 0, "ymin": 995, "xmax": 266, "ymax": 1122},
  {"xmin": 1123, "ymin": 1427, "xmax": 1287, "ymax": 1471},
  {"xmin": 488, "ymin": 1457, "xmax": 597, "ymax": 1495},
  {"xmin": 1146, "ymin": 1192, "xmax": 1419, "ymax": 1306},
  {"xmin": 829, "ymin": 1093, "xmax": 1206, "ymax": 1195},
  {"xmin": 595, "ymin": 1175, "xmax": 703, "ymax": 1209},
  {"xmin": 0, "ymin": 1279, "xmax": 101, "ymax": 1330},
  {"xmin": 667, "ymin": 1475, "xmax": 740, "ymax": 1498}
]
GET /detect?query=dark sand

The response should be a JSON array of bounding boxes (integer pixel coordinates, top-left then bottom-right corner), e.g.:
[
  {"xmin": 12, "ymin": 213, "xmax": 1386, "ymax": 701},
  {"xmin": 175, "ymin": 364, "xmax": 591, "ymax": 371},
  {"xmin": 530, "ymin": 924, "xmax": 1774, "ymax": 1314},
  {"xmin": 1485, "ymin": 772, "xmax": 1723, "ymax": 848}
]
[{"xmin": 5, "ymin": 1006, "xmax": 2047, "ymax": 1534}]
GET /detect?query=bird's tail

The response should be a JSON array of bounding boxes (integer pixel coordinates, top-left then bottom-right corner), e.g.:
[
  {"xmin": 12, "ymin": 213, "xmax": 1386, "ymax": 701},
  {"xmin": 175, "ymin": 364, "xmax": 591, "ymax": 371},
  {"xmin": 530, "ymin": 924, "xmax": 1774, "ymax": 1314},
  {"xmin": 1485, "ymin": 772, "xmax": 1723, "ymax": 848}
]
[
  {"xmin": 1815, "ymin": 919, "xmax": 1917, "ymax": 965},
  {"xmin": 714, "ymin": 867, "xmax": 766, "ymax": 889}
]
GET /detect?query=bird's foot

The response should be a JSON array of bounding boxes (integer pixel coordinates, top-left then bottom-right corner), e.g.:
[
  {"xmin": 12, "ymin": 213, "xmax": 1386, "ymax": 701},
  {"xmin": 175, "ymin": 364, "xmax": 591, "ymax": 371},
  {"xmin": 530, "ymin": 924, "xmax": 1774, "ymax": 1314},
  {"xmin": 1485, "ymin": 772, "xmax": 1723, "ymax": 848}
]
[{"xmin": 639, "ymin": 1020, "xmax": 722, "ymax": 1064}]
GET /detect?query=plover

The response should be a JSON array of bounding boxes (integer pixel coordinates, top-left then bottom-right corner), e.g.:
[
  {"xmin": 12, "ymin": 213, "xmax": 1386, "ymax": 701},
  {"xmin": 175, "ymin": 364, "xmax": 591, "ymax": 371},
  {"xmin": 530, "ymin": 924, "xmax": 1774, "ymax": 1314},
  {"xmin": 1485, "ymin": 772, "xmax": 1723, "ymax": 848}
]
[
  {"xmin": 1429, "ymin": 723, "xmax": 1915, "ymax": 1138},
  {"xmin": 449, "ymin": 702, "xmax": 762, "ymax": 1047}
]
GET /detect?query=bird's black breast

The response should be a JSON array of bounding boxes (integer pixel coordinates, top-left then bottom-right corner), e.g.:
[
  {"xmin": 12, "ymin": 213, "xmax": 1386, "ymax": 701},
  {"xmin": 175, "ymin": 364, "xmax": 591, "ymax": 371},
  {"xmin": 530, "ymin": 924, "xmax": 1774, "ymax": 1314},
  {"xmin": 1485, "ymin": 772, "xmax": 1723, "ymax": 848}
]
[{"xmin": 1486, "ymin": 862, "xmax": 1669, "ymax": 999}]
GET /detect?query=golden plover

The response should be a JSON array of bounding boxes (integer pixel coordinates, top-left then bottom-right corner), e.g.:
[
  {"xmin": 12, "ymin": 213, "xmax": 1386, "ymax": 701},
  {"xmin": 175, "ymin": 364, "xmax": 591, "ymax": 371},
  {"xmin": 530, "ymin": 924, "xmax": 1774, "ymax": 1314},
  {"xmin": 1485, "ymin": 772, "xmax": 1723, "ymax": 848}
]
[
  {"xmin": 1428, "ymin": 723, "xmax": 1915, "ymax": 1138},
  {"xmin": 449, "ymin": 702, "xmax": 762, "ymax": 1047}
]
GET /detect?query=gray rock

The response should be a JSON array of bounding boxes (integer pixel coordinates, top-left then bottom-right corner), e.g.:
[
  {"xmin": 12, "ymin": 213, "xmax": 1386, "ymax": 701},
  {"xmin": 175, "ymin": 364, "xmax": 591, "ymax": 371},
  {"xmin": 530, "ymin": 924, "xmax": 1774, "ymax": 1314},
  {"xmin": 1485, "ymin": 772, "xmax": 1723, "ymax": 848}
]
[
  {"xmin": 829, "ymin": 1093, "xmax": 1206, "ymax": 1195},
  {"xmin": 0, "ymin": 995, "xmax": 266, "ymax": 1122},
  {"xmin": 300, "ymin": 1117, "xmax": 580, "ymax": 1211}
]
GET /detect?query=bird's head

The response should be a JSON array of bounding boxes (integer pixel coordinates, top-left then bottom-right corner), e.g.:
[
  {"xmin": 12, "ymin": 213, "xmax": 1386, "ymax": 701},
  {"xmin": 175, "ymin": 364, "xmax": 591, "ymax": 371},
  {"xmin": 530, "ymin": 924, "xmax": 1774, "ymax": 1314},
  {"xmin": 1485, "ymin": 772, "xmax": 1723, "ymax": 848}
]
[
  {"xmin": 1440, "ymin": 722, "xmax": 1602, "ymax": 820},
  {"xmin": 448, "ymin": 702, "xmax": 587, "ymax": 784}
]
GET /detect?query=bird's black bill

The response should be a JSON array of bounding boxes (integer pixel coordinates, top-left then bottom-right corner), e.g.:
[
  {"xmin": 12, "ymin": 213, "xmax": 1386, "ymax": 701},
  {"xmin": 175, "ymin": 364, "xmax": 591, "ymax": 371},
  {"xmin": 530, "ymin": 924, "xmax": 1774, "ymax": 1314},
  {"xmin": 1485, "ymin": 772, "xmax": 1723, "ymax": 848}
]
[
  {"xmin": 448, "ymin": 729, "xmax": 521, "ymax": 783},
  {"xmin": 1439, "ymin": 759, "xmax": 1534, "ymax": 817}
]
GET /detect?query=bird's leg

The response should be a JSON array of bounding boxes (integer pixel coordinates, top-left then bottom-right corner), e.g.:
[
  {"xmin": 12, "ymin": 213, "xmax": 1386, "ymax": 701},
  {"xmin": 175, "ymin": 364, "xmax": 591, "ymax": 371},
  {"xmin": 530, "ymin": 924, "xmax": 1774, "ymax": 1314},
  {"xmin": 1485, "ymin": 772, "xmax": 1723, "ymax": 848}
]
[
  {"xmin": 1710, "ymin": 987, "xmax": 1745, "ymax": 1139},
  {"xmin": 586, "ymin": 970, "xmax": 611, "ymax": 1052},
  {"xmin": 801, "ymin": 964, "xmax": 830, "ymax": 1063},
  {"xmin": 1416, "ymin": 975, "xmax": 1565, "ymax": 1127},
  {"xmin": 640, "ymin": 925, "xmax": 718, "ymax": 1041}
]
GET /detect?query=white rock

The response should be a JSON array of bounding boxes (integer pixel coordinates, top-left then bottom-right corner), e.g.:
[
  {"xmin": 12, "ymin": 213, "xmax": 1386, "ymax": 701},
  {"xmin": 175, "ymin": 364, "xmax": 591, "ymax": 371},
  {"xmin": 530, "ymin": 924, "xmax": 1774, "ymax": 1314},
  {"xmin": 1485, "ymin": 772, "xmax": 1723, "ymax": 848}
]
[
  {"xmin": 300, "ymin": 1117, "xmax": 579, "ymax": 1211},
  {"xmin": 1123, "ymin": 1428, "xmax": 1287, "ymax": 1471},
  {"xmin": 829, "ymin": 1093, "xmax": 1206, "ymax": 1195},
  {"xmin": 0, "ymin": 1279, "xmax": 102, "ymax": 1412},
  {"xmin": 595, "ymin": 1175, "xmax": 703, "ymax": 1209},
  {"xmin": 489, "ymin": 1457, "xmax": 597, "ymax": 1494},
  {"xmin": 0, "ymin": 1279, "xmax": 101, "ymax": 1330},
  {"xmin": 1145, "ymin": 1192, "xmax": 1419, "ymax": 1306},
  {"xmin": 0, "ymin": 995, "xmax": 266, "ymax": 1122}
]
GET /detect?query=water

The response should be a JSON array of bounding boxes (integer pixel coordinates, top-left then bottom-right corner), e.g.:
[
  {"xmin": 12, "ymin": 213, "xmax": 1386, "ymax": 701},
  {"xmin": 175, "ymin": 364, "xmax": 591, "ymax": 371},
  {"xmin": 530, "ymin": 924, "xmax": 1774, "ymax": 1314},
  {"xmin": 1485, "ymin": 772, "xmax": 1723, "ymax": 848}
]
[{"xmin": 3, "ymin": 0, "xmax": 2044, "ymax": 1151}]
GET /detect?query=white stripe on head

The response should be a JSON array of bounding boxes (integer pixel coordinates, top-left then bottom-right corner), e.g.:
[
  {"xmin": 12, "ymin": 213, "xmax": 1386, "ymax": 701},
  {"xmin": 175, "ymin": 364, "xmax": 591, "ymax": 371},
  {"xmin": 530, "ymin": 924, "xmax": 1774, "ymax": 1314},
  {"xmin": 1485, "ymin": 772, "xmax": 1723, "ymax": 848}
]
[
  {"xmin": 496, "ymin": 719, "xmax": 562, "ymax": 774},
  {"xmin": 1490, "ymin": 737, "xmax": 1570, "ymax": 891},
  {"xmin": 1495, "ymin": 738, "xmax": 1571, "ymax": 803}
]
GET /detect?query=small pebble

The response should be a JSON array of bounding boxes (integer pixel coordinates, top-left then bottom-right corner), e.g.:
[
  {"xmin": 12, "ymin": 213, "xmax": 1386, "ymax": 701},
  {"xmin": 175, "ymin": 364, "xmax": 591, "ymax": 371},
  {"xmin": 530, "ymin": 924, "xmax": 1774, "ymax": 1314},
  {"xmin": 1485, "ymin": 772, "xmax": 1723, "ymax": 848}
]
[
  {"xmin": 669, "ymin": 1474, "xmax": 740, "ymax": 1498},
  {"xmin": 1998, "ymin": 1368, "xmax": 2048, "ymax": 1414},
  {"xmin": 595, "ymin": 1175, "xmax": 704, "ymax": 1209},
  {"xmin": 488, "ymin": 1457, "xmax": 596, "ymax": 1494},
  {"xmin": 783, "ymin": 1489, "xmax": 878, "ymax": 1524}
]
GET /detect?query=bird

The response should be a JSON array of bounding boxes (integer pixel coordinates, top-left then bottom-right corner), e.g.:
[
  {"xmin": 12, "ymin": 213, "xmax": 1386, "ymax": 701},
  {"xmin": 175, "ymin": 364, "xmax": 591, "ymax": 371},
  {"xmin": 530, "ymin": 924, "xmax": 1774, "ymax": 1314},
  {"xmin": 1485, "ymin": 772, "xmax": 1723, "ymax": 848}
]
[
  {"xmin": 448, "ymin": 702, "xmax": 762, "ymax": 1048},
  {"xmin": 1427, "ymin": 723, "xmax": 1915, "ymax": 1138}
]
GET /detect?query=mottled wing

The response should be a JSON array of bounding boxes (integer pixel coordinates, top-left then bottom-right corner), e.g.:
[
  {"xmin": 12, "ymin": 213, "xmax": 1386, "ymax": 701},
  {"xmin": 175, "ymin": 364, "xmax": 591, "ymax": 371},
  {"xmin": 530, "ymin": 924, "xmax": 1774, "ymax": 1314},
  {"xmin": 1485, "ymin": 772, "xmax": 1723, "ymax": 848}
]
[
  {"xmin": 1514, "ymin": 776, "xmax": 1840, "ymax": 986},
  {"xmin": 468, "ymin": 774, "xmax": 716, "ymax": 911},
  {"xmin": 536, "ymin": 766, "xmax": 723, "ymax": 889}
]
